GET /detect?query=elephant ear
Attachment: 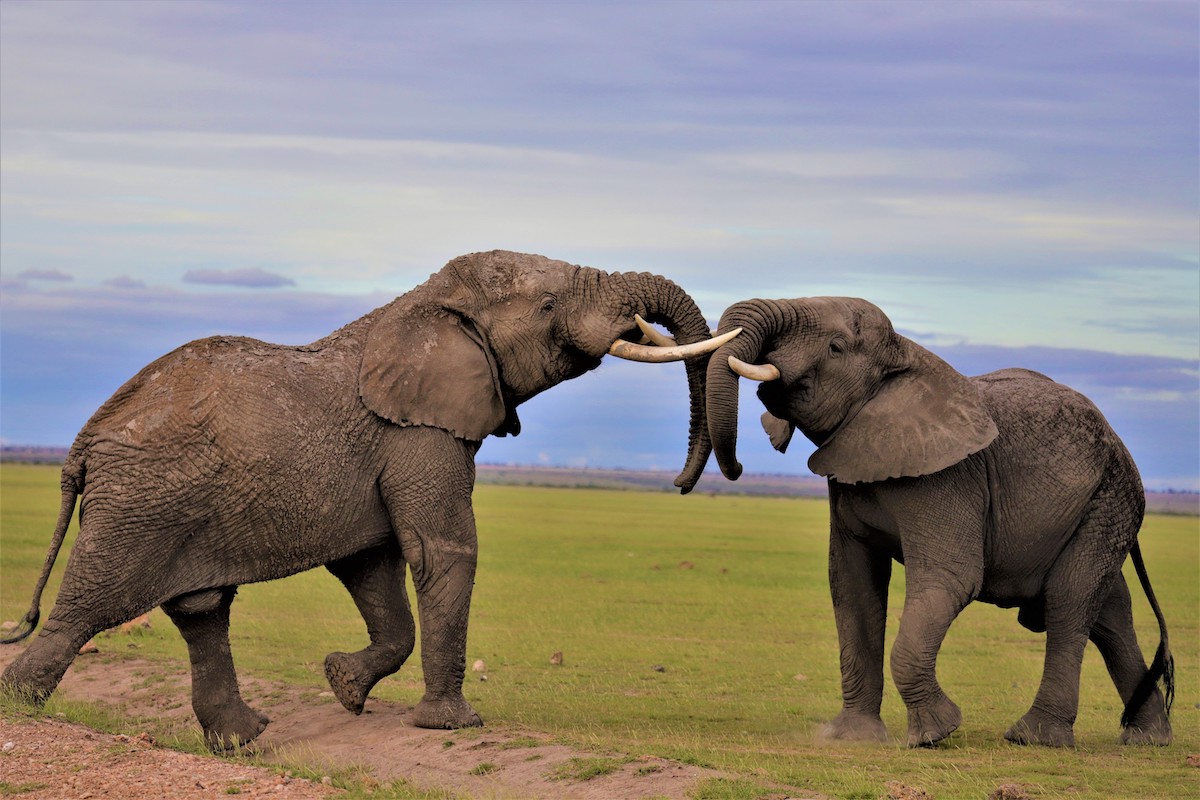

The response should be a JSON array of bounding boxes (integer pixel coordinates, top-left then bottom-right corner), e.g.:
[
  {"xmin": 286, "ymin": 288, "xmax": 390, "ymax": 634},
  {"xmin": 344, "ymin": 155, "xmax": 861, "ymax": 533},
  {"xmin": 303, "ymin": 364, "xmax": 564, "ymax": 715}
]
[
  {"xmin": 761, "ymin": 411, "xmax": 796, "ymax": 453},
  {"xmin": 359, "ymin": 301, "xmax": 518, "ymax": 441},
  {"xmin": 808, "ymin": 338, "xmax": 998, "ymax": 484}
]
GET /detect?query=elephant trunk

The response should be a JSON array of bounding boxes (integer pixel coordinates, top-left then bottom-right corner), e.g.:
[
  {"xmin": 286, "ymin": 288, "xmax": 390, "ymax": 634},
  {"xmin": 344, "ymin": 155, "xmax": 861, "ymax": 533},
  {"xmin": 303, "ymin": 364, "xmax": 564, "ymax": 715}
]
[
  {"xmin": 706, "ymin": 299, "xmax": 797, "ymax": 480},
  {"xmin": 576, "ymin": 268, "xmax": 715, "ymax": 494}
]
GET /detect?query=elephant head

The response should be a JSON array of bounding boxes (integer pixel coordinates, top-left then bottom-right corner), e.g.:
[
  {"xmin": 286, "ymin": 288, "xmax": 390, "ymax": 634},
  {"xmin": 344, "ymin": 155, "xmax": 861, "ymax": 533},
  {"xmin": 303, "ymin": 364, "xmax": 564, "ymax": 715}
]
[
  {"xmin": 359, "ymin": 251, "xmax": 728, "ymax": 492},
  {"xmin": 705, "ymin": 297, "xmax": 997, "ymax": 484}
]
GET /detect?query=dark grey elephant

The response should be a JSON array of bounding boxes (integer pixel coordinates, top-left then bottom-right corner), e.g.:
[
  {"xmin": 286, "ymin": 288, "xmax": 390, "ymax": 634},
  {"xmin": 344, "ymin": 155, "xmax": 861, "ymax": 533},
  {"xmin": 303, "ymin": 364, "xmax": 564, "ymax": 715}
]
[
  {"xmin": 704, "ymin": 296, "xmax": 1173, "ymax": 748},
  {"xmin": 1, "ymin": 250, "xmax": 731, "ymax": 750}
]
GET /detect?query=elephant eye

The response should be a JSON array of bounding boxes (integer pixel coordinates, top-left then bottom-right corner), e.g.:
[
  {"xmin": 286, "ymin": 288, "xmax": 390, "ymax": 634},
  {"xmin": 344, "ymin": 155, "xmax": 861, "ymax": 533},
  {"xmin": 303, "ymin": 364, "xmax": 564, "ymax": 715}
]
[
  {"xmin": 829, "ymin": 337, "xmax": 847, "ymax": 356},
  {"xmin": 539, "ymin": 295, "xmax": 557, "ymax": 315}
]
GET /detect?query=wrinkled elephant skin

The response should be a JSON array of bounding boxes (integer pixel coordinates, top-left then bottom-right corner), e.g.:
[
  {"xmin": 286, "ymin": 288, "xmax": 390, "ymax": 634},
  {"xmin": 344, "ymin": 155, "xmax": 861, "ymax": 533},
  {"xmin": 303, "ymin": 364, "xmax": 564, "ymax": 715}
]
[
  {"xmin": 1, "ymin": 251, "xmax": 720, "ymax": 751},
  {"xmin": 705, "ymin": 296, "xmax": 1174, "ymax": 748}
]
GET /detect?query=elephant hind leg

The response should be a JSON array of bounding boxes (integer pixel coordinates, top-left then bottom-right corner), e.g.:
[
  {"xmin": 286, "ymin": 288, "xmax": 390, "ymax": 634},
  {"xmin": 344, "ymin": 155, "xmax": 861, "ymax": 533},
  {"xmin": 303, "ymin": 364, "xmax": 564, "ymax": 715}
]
[
  {"xmin": 1090, "ymin": 578, "xmax": 1172, "ymax": 745},
  {"xmin": 324, "ymin": 543, "xmax": 416, "ymax": 715},
  {"xmin": 163, "ymin": 587, "xmax": 268, "ymax": 751},
  {"xmin": 1006, "ymin": 483, "xmax": 1139, "ymax": 748},
  {"xmin": 2, "ymin": 542, "xmax": 159, "ymax": 705},
  {"xmin": 0, "ymin": 616, "xmax": 108, "ymax": 706}
]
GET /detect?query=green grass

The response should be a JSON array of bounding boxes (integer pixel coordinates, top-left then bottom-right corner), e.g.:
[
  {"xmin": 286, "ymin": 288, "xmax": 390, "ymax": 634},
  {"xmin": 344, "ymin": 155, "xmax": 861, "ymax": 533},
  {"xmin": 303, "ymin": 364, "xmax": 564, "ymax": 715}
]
[{"xmin": 1, "ymin": 463, "xmax": 1196, "ymax": 799}]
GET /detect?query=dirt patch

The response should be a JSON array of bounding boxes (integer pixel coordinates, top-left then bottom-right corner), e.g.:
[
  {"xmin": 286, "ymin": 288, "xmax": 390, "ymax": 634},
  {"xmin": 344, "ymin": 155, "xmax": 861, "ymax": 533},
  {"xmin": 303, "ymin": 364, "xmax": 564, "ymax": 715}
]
[{"xmin": 0, "ymin": 644, "xmax": 731, "ymax": 799}]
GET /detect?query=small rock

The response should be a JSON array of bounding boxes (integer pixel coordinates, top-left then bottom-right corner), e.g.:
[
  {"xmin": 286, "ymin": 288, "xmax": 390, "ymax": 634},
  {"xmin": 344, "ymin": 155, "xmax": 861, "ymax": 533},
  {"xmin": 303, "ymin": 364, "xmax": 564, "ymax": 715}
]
[
  {"xmin": 117, "ymin": 613, "xmax": 152, "ymax": 634},
  {"xmin": 886, "ymin": 780, "xmax": 932, "ymax": 800},
  {"xmin": 652, "ymin": 665, "xmax": 666, "ymax": 673},
  {"xmin": 989, "ymin": 784, "xmax": 1034, "ymax": 800},
  {"xmin": 550, "ymin": 651, "xmax": 563, "ymax": 666},
  {"xmin": 0, "ymin": 621, "xmax": 16, "ymax": 631},
  {"xmin": 78, "ymin": 641, "xmax": 100, "ymax": 654},
  {"xmin": 1186, "ymin": 753, "xmax": 1200, "ymax": 768},
  {"xmin": 321, "ymin": 776, "xmax": 333, "ymax": 785},
  {"xmin": 472, "ymin": 659, "xmax": 487, "ymax": 672},
  {"xmin": 318, "ymin": 691, "xmax": 334, "ymax": 698},
  {"xmin": 793, "ymin": 674, "xmax": 807, "ymax": 681},
  {"xmin": 678, "ymin": 560, "xmax": 694, "ymax": 570},
  {"xmin": 1, "ymin": 741, "xmax": 14, "ymax": 752},
  {"xmin": 480, "ymin": 674, "xmax": 488, "ymax": 682}
]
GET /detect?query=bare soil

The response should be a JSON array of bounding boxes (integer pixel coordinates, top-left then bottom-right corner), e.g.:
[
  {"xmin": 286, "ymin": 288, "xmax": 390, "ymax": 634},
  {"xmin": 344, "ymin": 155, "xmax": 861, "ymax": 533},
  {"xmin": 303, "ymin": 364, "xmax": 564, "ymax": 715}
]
[{"xmin": 0, "ymin": 643, "xmax": 747, "ymax": 799}]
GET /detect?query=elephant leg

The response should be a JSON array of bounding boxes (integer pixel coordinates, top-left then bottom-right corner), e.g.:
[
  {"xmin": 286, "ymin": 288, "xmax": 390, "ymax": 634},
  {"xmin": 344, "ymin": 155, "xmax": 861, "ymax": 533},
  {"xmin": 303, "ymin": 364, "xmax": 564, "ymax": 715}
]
[
  {"xmin": 2, "ymin": 535, "xmax": 156, "ymax": 704},
  {"xmin": 1089, "ymin": 578, "xmax": 1172, "ymax": 745},
  {"xmin": 163, "ymin": 587, "xmax": 269, "ymax": 751},
  {"xmin": 821, "ymin": 520, "xmax": 892, "ymax": 742},
  {"xmin": 1005, "ymin": 486, "xmax": 1138, "ymax": 748},
  {"xmin": 324, "ymin": 542, "xmax": 416, "ymax": 715},
  {"xmin": 890, "ymin": 585, "xmax": 969, "ymax": 747},
  {"xmin": 1, "ymin": 614, "xmax": 106, "ymax": 706},
  {"xmin": 382, "ymin": 431, "xmax": 482, "ymax": 730}
]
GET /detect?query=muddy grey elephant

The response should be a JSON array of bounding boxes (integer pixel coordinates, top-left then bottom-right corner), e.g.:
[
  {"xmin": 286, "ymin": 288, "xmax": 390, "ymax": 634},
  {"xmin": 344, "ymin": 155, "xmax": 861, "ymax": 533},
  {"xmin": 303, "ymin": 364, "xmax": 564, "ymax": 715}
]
[
  {"xmin": 2, "ymin": 250, "xmax": 731, "ymax": 750},
  {"xmin": 704, "ymin": 296, "xmax": 1173, "ymax": 748}
]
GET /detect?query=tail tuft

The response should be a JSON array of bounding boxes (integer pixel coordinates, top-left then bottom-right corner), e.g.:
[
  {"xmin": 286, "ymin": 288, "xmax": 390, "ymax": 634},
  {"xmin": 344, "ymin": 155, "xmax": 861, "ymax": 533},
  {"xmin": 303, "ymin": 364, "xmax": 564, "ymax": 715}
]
[{"xmin": 0, "ymin": 609, "xmax": 40, "ymax": 645}]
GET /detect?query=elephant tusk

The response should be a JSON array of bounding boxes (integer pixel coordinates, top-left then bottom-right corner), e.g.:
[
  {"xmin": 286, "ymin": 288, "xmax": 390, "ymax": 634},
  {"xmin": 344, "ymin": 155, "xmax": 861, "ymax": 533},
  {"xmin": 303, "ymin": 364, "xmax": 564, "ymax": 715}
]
[
  {"xmin": 728, "ymin": 356, "xmax": 781, "ymax": 382},
  {"xmin": 634, "ymin": 314, "xmax": 678, "ymax": 347},
  {"xmin": 608, "ymin": 328, "xmax": 742, "ymax": 363}
]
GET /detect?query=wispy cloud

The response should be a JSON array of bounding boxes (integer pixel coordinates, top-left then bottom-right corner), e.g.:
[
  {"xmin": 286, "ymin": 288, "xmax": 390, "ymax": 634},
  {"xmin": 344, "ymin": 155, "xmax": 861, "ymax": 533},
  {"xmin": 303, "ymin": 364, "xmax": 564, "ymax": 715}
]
[
  {"xmin": 182, "ymin": 267, "xmax": 297, "ymax": 289},
  {"xmin": 16, "ymin": 268, "xmax": 73, "ymax": 282},
  {"xmin": 1, "ymin": 0, "xmax": 1195, "ymax": 486}
]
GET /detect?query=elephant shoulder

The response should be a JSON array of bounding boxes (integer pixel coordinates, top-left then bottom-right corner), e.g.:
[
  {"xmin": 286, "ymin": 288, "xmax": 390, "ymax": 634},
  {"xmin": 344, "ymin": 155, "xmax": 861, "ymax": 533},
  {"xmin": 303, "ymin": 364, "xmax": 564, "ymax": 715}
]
[{"xmin": 972, "ymin": 367, "xmax": 1056, "ymax": 386}]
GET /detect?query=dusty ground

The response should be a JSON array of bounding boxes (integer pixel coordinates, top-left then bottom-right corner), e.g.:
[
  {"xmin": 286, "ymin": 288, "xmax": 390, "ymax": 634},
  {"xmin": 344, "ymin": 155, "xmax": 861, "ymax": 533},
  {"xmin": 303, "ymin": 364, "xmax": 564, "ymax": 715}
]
[{"xmin": 0, "ymin": 641, "xmax": 761, "ymax": 799}]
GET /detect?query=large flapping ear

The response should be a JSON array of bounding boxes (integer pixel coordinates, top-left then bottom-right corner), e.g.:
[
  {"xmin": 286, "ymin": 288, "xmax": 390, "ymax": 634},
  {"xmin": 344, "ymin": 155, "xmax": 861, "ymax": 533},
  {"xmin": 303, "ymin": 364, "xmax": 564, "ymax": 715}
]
[
  {"xmin": 808, "ymin": 337, "xmax": 998, "ymax": 484},
  {"xmin": 359, "ymin": 300, "xmax": 518, "ymax": 441},
  {"xmin": 760, "ymin": 411, "xmax": 796, "ymax": 453}
]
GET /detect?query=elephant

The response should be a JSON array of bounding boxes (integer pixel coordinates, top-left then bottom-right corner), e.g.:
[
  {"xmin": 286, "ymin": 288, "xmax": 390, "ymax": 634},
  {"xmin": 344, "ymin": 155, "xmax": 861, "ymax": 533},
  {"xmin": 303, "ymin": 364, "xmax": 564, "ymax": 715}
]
[
  {"xmin": 1, "ymin": 250, "xmax": 734, "ymax": 750},
  {"xmin": 703, "ymin": 296, "xmax": 1174, "ymax": 748}
]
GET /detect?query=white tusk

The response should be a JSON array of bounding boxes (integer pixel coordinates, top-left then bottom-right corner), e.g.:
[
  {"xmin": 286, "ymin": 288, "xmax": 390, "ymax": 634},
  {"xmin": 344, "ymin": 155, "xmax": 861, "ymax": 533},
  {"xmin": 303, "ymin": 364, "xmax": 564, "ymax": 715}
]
[
  {"xmin": 608, "ymin": 327, "xmax": 742, "ymax": 363},
  {"xmin": 728, "ymin": 356, "xmax": 781, "ymax": 381},
  {"xmin": 634, "ymin": 314, "xmax": 677, "ymax": 347}
]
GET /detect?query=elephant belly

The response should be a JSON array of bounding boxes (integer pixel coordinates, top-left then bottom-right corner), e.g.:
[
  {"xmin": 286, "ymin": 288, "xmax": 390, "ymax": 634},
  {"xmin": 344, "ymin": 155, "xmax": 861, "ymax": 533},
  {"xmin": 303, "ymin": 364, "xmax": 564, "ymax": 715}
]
[{"xmin": 78, "ymin": 446, "xmax": 394, "ymax": 594}]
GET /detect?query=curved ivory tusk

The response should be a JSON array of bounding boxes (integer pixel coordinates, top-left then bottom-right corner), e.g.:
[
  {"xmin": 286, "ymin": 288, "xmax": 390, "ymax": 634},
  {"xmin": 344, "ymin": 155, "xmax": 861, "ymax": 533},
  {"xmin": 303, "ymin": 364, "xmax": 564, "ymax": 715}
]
[
  {"xmin": 634, "ymin": 314, "xmax": 677, "ymax": 347},
  {"xmin": 608, "ymin": 327, "xmax": 742, "ymax": 363},
  {"xmin": 728, "ymin": 356, "xmax": 781, "ymax": 381}
]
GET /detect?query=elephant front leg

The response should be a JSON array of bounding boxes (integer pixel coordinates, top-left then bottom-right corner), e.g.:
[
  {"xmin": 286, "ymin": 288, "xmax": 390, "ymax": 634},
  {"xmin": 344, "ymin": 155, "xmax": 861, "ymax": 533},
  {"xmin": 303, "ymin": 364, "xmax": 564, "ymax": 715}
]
[
  {"xmin": 407, "ymin": 541, "xmax": 481, "ymax": 729},
  {"xmin": 383, "ymin": 435, "xmax": 483, "ymax": 730},
  {"xmin": 821, "ymin": 523, "xmax": 892, "ymax": 742},
  {"xmin": 324, "ymin": 543, "xmax": 416, "ymax": 715},
  {"xmin": 163, "ymin": 588, "xmax": 269, "ymax": 751},
  {"xmin": 891, "ymin": 586, "xmax": 969, "ymax": 747}
]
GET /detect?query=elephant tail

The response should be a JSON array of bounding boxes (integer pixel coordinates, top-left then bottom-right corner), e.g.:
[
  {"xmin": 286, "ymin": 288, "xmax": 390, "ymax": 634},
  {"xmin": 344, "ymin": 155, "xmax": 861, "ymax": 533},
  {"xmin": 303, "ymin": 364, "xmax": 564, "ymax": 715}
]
[
  {"xmin": 1119, "ymin": 541, "xmax": 1174, "ymax": 727},
  {"xmin": 0, "ymin": 480, "xmax": 79, "ymax": 645}
]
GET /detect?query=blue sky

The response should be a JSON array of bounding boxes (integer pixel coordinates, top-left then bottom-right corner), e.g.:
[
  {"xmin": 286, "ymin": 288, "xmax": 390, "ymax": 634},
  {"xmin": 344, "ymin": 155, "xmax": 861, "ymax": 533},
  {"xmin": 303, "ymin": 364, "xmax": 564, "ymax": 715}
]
[{"xmin": 1, "ymin": 0, "xmax": 1197, "ymax": 489}]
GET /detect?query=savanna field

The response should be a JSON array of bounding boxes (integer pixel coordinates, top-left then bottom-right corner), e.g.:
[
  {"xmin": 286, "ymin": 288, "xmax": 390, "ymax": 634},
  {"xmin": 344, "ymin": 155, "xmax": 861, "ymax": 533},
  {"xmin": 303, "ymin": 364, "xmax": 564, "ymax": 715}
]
[{"xmin": 1, "ymin": 463, "xmax": 1196, "ymax": 799}]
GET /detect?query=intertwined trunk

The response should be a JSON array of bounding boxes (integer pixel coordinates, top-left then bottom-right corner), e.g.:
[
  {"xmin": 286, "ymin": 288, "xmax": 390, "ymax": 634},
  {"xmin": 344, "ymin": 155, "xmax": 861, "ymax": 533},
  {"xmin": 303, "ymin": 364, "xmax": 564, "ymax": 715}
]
[
  {"xmin": 706, "ymin": 299, "xmax": 800, "ymax": 480},
  {"xmin": 573, "ymin": 269, "xmax": 715, "ymax": 493}
]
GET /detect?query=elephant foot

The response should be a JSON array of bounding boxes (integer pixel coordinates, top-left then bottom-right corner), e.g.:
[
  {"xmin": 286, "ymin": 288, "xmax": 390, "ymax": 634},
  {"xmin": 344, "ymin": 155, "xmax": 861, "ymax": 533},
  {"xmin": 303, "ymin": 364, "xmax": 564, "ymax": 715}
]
[
  {"xmin": 906, "ymin": 693, "xmax": 962, "ymax": 748},
  {"xmin": 412, "ymin": 694, "xmax": 483, "ymax": 730},
  {"xmin": 819, "ymin": 709, "xmax": 889, "ymax": 742},
  {"xmin": 1120, "ymin": 718, "xmax": 1172, "ymax": 746},
  {"xmin": 1004, "ymin": 709, "xmax": 1074, "ymax": 748},
  {"xmin": 325, "ymin": 651, "xmax": 372, "ymax": 715},
  {"xmin": 197, "ymin": 701, "xmax": 270, "ymax": 752}
]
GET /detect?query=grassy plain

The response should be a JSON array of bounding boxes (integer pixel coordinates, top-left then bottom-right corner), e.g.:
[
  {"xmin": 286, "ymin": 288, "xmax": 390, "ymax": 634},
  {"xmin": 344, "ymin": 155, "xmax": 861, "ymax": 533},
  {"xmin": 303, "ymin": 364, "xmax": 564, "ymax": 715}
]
[{"xmin": 1, "ymin": 463, "xmax": 1196, "ymax": 798}]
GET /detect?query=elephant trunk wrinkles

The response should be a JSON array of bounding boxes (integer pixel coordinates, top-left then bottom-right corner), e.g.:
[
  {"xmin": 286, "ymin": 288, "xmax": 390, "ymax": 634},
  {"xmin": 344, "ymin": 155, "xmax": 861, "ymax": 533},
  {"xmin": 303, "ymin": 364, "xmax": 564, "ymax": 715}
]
[
  {"xmin": 707, "ymin": 299, "xmax": 800, "ymax": 480},
  {"xmin": 578, "ymin": 269, "xmax": 714, "ymax": 493}
]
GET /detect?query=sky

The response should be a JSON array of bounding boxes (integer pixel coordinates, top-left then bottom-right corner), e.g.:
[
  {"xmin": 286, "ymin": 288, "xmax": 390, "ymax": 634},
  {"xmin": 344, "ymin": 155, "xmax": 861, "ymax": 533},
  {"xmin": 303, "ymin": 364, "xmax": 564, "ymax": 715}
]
[{"xmin": 1, "ymin": 0, "xmax": 1197, "ymax": 490}]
